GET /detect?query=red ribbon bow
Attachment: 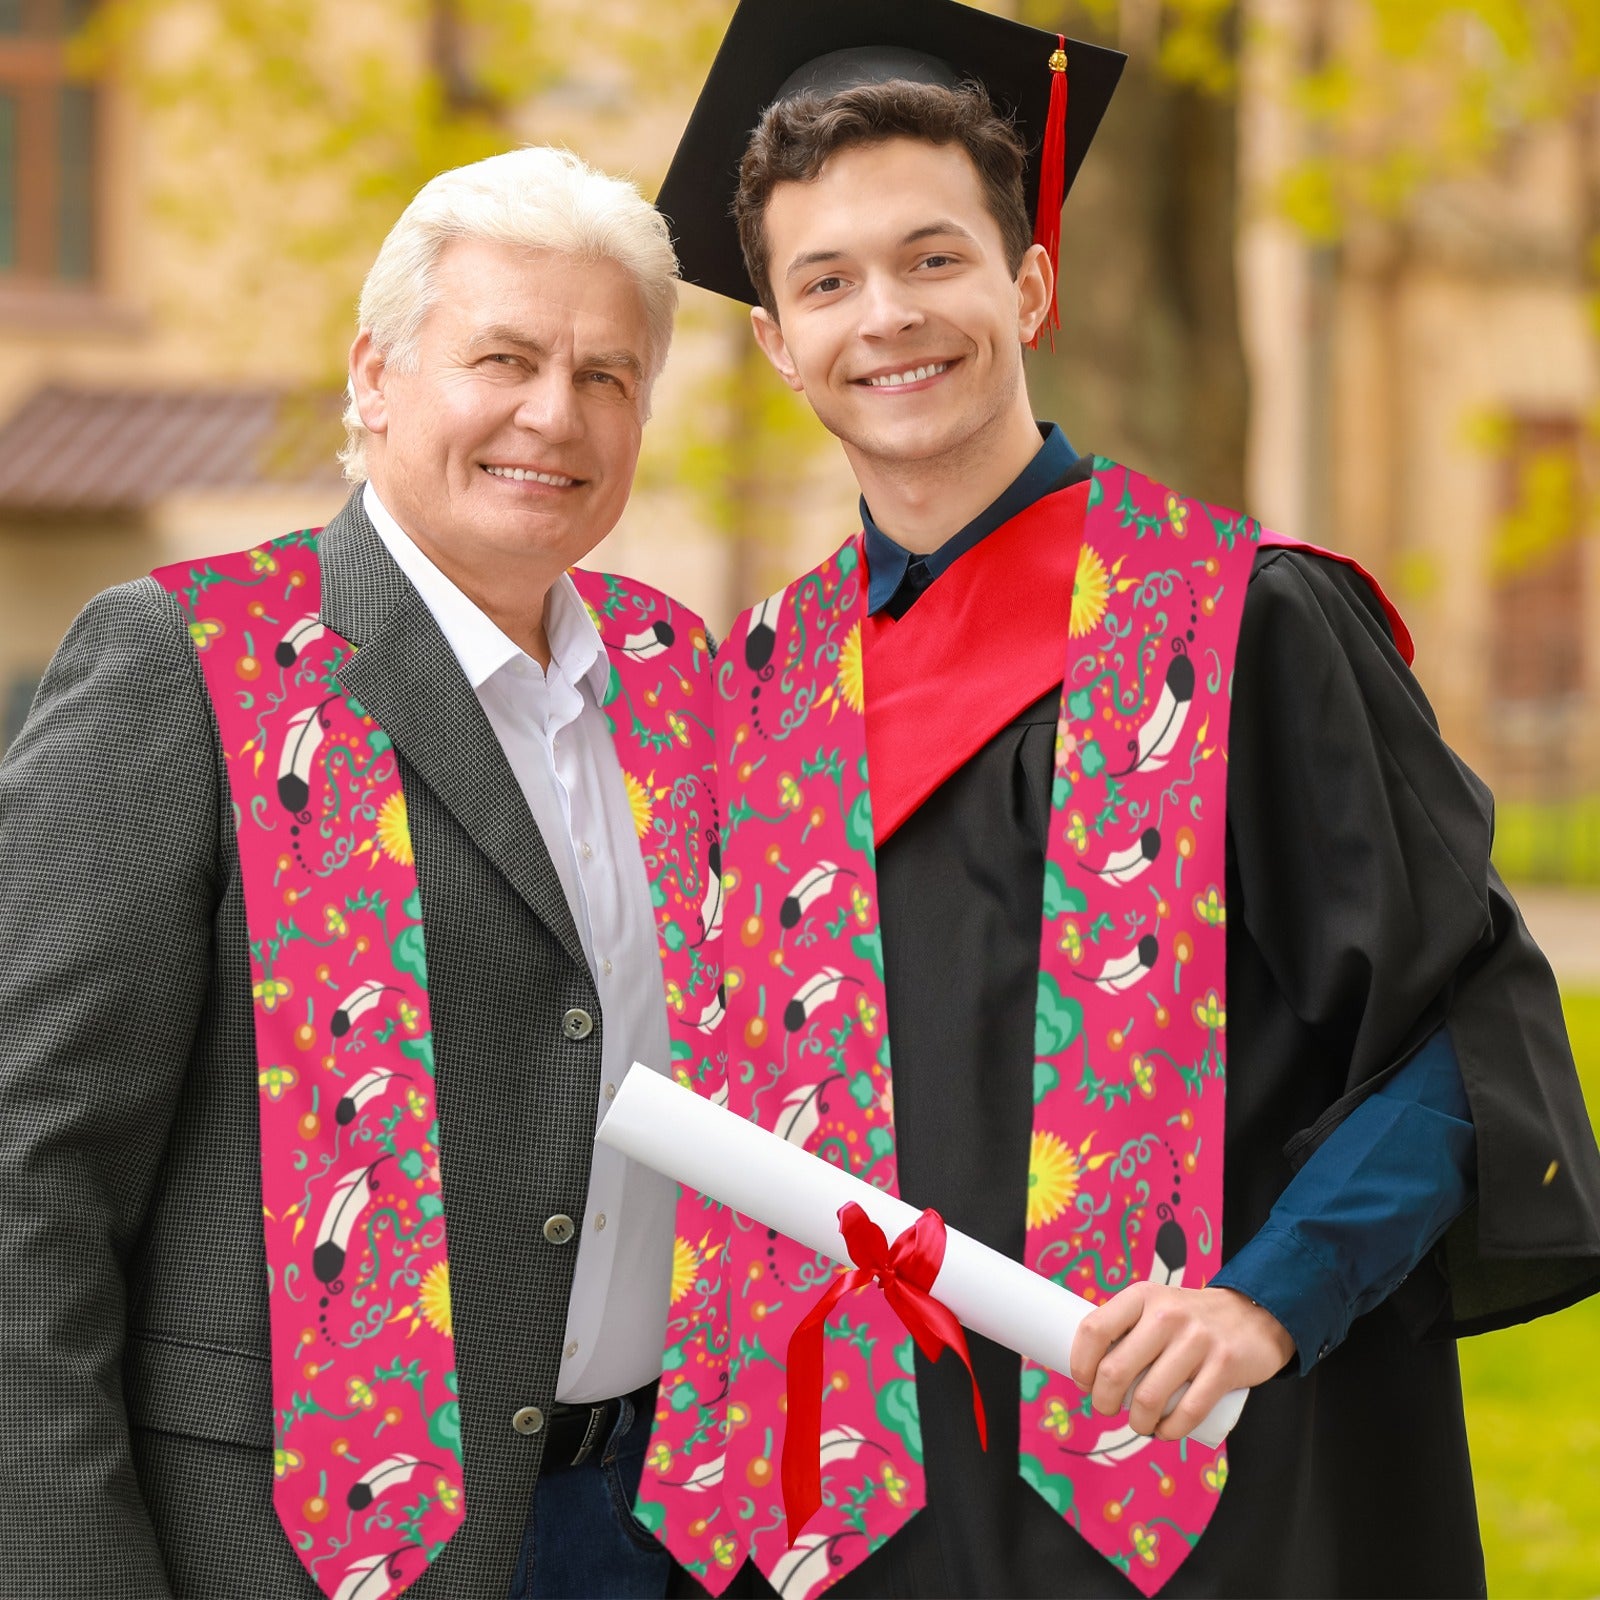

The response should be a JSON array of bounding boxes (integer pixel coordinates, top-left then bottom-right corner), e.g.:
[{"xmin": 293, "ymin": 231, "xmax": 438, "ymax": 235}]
[{"xmin": 781, "ymin": 1202, "xmax": 988, "ymax": 1545}]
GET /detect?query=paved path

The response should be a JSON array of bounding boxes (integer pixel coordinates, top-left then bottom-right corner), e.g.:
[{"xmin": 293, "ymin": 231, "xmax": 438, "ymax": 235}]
[{"xmin": 1505, "ymin": 885, "xmax": 1600, "ymax": 991}]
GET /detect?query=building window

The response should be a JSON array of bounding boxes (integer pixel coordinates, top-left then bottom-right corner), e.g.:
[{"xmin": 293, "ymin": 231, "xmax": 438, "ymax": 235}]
[{"xmin": 0, "ymin": 0, "xmax": 97, "ymax": 284}]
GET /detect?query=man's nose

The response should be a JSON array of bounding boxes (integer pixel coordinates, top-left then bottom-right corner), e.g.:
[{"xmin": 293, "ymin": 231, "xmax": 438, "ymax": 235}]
[
  {"xmin": 514, "ymin": 370, "xmax": 583, "ymax": 442},
  {"xmin": 856, "ymin": 273, "xmax": 924, "ymax": 341}
]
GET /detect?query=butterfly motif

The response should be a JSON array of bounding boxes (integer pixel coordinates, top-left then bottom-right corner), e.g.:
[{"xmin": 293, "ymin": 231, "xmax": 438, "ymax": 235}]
[
  {"xmin": 1131, "ymin": 1522, "xmax": 1161, "ymax": 1566},
  {"xmin": 252, "ymin": 977, "xmax": 292, "ymax": 1013},
  {"xmin": 1039, "ymin": 1398, "xmax": 1074, "ymax": 1439},
  {"xmin": 258, "ymin": 1065, "xmax": 297, "ymax": 1100}
]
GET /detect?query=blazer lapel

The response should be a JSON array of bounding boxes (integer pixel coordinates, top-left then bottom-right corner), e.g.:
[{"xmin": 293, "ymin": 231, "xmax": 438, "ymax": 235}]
[{"xmin": 315, "ymin": 492, "xmax": 589, "ymax": 973}]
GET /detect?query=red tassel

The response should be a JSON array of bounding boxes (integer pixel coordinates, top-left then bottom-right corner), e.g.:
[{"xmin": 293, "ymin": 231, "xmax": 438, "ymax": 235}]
[{"xmin": 1029, "ymin": 36, "xmax": 1069, "ymax": 352}]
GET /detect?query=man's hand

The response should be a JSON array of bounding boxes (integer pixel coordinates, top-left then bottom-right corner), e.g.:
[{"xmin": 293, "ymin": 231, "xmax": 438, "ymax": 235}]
[{"xmin": 1069, "ymin": 1284, "xmax": 1296, "ymax": 1441}]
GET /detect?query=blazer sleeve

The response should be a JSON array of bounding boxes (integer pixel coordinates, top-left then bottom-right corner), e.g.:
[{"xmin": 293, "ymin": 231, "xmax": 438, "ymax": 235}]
[{"xmin": 0, "ymin": 578, "xmax": 223, "ymax": 1597}]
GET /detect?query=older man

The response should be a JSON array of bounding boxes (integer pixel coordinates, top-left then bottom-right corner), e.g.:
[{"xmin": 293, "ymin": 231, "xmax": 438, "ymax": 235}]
[{"xmin": 0, "ymin": 147, "xmax": 722, "ymax": 1600}]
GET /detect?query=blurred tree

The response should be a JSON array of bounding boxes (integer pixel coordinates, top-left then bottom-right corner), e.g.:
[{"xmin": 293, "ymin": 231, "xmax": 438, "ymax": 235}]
[
  {"xmin": 1266, "ymin": 0, "xmax": 1600, "ymax": 577},
  {"xmin": 72, "ymin": 0, "xmax": 829, "ymax": 622}
]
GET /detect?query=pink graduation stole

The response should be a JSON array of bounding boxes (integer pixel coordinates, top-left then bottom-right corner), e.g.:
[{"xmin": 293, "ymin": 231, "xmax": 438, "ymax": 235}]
[
  {"xmin": 156, "ymin": 538, "xmax": 726, "ymax": 1600},
  {"xmin": 699, "ymin": 460, "xmax": 1269, "ymax": 1599}
]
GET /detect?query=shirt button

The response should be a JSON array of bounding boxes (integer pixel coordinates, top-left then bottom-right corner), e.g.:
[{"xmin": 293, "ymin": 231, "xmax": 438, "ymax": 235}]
[
  {"xmin": 602, "ymin": 959, "xmax": 613, "ymax": 976},
  {"xmin": 594, "ymin": 1213, "xmax": 607, "ymax": 1232},
  {"xmin": 544, "ymin": 1214, "xmax": 576, "ymax": 1245},
  {"xmin": 561, "ymin": 1007, "xmax": 593, "ymax": 1041},
  {"xmin": 564, "ymin": 1341, "xmax": 579, "ymax": 1360},
  {"xmin": 511, "ymin": 1405, "xmax": 545, "ymax": 1435},
  {"xmin": 581, "ymin": 841, "xmax": 594, "ymax": 860},
  {"xmin": 603, "ymin": 1082, "xmax": 617, "ymax": 1102}
]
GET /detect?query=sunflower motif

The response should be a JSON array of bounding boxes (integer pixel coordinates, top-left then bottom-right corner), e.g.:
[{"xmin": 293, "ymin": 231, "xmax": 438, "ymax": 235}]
[
  {"xmin": 1026, "ymin": 1129, "xmax": 1082, "ymax": 1230},
  {"xmin": 376, "ymin": 791, "xmax": 414, "ymax": 865},
  {"xmin": 622, "ymin": 770, "xmax": 653, "ymax": 839},
  {"xmin": 419, "ymin": 1260, "xmax": 452, "ymax": 1338},
  {"xmin": 669, "ymin": 1236, "xmax": 698, "ymax": 1304},
  {"xmin": 837, "ymin": 621, "xmax": 865, "ymax": 714},
  {"xmin": 1070, "ymin": 543, "xmax": 1111, "ymax": 638}
]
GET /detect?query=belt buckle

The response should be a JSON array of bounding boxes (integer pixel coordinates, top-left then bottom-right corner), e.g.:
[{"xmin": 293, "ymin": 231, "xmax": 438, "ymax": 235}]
[{"xmin": 569, "ymin": 1401, "xmax": 607, "ymax": 1467}]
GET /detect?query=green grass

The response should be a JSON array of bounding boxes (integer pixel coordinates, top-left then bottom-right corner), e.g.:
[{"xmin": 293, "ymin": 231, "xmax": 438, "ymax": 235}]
[
  {"xmin": 1492, "ymin": 800, "xmax": 1600, "ymax": 887},
  {"xmin": 1460, "ymin": 990, "xmax": 1600, "ymax": 1597}
]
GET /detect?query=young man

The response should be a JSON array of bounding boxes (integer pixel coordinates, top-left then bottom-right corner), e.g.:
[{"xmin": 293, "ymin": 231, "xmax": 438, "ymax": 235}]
[
  {"xmin": 638, "ymin": 3, "xmax": 1600, "ymax": 1597},
  {"xmin": 0, "ymin": 148, "xmax": 721, "ymax": 1600}
]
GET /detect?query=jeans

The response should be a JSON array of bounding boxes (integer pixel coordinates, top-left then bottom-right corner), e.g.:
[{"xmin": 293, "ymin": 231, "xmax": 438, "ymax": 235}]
[{"xmin": 508, "ymin": 1387, "xmax": 672, "ymax": 1600}]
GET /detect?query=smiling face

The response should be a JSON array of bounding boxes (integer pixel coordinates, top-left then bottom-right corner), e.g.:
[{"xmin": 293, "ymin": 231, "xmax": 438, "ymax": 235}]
[
  {"xmin": 352, "ymin": 236, "xmax": 652, "ymax": 590},
  {"xmin": 750, "ymin": 136, "xmax": 1050, "ymax": 477}
]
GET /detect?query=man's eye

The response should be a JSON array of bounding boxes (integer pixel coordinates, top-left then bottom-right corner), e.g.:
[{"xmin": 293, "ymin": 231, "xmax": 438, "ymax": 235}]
[
  {"xmin": 919, "ymin": 254, "xmax": 956, "ymax": 270},
  {"xmin": 586, "ymin": 371, "xmax": 624, "ymax": 388},
  {"xmin": 486, "ymin": 352, "xmax": 519, "ymax": 365},
  {"xmin": 811, "ymin": 276, "xmax": 844, "ymax": 295}
]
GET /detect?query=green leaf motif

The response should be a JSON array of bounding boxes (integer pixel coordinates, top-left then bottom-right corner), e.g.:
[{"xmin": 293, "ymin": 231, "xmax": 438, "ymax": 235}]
[
  {"xmin": 1033, "ymin": 1061, "xmax": 1060, "ymax": 1103},
  {"xmin": 1042, "ymin": 863, "xmax": 1088, "ymax": 918},
  {"xmin": 1035, "ymin": 973, "xmax": 1084, "ymax": 1057},
  {"xmin": 850, "ymin": 929, "xmax": 884, "ymax": 981},
  {"xmin": 428, "ymin": 1395, "xmax": 463, "ymax": 1463},
  {"xmin": 1019, "ymin": 1365, "xmax": 1050, "ymax": 1402},
  {"xmin": 875, "ymin": 1378, "xmax": 923, "ymax": 1465},
  {"xmin": 400, "ymin": 1034, "xmax": 436, "ymax": 1077},
  {"xmin": 670, "ymin": 1382, "xmax": 699, "ymax": 1413},
  {"xmin": 1019, "ymin": 1452, "xmax": 1077, "ymax": 1521},
  {"xmin": 391, "ymin": 924, "xmax": 428, "ymax": 986},
  {"xmin": 402, "ymin": 887, "xmax": 423, "ymax": 921},
  {"xmin": 848, "ymin": 1072, "xmax": 875, "ymax": 1108},
  {"xmin": 845, "ymin": 791, "xmax": 874, "ymax": 853},
  {"xmin": 633, "ymin": 1499, "xmax": 665, "ymax": 1535}
]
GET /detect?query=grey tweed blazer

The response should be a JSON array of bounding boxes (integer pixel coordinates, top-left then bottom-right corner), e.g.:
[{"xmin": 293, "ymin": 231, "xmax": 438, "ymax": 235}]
[{"xmin": 0, "ymin": 494, "xmax": 616, "ymax": 1597}]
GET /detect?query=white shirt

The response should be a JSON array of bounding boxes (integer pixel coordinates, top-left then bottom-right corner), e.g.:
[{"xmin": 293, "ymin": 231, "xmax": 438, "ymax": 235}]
[{"xmin": 364, "ymin": 483, "xmax": 675, "ymax": 1403}]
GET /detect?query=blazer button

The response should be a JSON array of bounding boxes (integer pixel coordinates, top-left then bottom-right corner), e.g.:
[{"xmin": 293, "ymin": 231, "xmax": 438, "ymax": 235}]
[
  {"xmin": 561, "ymin": 1007, "xmax": 594, "ymax": 1041},
  {"xmin": 511, "ymin": 1405, "xmax": 545, "ymax": 1436},
  {"xmin": 543, "ymin": 1214, "xmax": 576, "ymax": 1245}
]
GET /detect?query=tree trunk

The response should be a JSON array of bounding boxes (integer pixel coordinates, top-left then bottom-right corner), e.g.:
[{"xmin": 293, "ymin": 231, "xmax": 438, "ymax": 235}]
[{"xmin": 1027, "ymin": 18, "xmax": 1250, "ymax": 509}]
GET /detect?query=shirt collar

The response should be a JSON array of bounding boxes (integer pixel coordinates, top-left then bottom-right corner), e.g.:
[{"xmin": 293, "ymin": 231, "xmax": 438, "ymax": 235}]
[
  {"xmin": 862, "ymin": 422, "xmax": 1078, "ymax": 616},
  {"xmin": 362, "ymin": 481, "xmax": 609, "ymax": 698}
]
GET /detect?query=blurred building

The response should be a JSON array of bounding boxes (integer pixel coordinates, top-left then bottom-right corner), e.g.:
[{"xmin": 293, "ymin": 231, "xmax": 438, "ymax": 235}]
[
  {"xmin": 1239, "ymin": 0, "xmax": 1600, "ymax": 869},
  {"xmin": 4, "ymin": 0, "xmax": 1598, "ymax": 857},
  {"xmin": 0, "ymin": 0, "xmax": 851, "ymax": 750}
]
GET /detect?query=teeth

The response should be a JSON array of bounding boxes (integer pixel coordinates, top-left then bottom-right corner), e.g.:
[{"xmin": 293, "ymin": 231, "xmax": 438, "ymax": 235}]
[
  {"xmin": 484, "ymin": 465, "xmax": 577, "ymax": 486},
  {"xmin": 865, "ymin": 363, "xmax": 948, "ymax": 388}
]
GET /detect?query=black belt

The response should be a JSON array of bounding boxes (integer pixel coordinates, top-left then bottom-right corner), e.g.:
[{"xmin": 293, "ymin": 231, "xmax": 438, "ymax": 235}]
[{"xmin": 543, "ymin": 1379, "xmax": 656, "ymax": 1469}]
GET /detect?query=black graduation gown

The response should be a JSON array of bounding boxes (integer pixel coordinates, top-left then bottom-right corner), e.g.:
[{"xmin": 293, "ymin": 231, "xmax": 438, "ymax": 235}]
[{"xmin": 703, "ymin": 545, "xmax": 1600, "ymax": 1600}]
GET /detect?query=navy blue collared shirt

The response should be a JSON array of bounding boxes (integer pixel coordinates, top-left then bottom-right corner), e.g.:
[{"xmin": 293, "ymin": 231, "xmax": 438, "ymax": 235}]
[
  {"xmin": 863, "ymin": 424, "xmax": 1079, "ymax": 618},
  {"xmin": 863, "ymin": 421, "xmax": 1478, "ymax": 1371}
]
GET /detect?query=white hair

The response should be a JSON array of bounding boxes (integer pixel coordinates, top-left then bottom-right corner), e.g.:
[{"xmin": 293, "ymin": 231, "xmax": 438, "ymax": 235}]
[{"xmin": 339, "ymin": 145, "xmax": 679, "ymax": 482}]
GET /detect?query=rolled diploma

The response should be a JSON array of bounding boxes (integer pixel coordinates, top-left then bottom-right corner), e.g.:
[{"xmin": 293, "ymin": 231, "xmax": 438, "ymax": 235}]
[{"xmin": 599, "ymin": 1063, "xmax": 1244, "ymax": 1448}]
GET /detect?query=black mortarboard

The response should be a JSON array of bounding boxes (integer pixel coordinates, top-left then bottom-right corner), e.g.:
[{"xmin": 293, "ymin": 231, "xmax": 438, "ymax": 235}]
[{"xmin": 657, "ymin": 0, "xmax": 1127, "ymax": 317}]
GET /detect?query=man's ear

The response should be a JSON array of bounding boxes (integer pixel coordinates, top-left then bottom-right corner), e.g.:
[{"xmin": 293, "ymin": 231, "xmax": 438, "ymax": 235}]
[
  {"xmin": 750, "ymin": 305, "xmax": 804, "ymax": 394},
  {"xmin": 349, "ymin": 330, "xmax": 390, "ymax": 436},
  {"xmin": 1015, "ymin": 243, "xmax": 1055, "ymax": 346}
]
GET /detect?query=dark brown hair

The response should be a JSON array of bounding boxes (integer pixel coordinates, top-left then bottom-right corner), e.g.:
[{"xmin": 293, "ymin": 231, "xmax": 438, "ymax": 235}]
[{"xmin": 734, "ymin": 79, "xmax": 1032, "ymax": 315}]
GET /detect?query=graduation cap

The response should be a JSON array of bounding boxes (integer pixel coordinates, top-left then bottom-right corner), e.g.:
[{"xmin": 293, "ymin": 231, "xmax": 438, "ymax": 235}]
[{"xmin": 657, "ymin": 0, "xmax": 1127, "ymax": 338}]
